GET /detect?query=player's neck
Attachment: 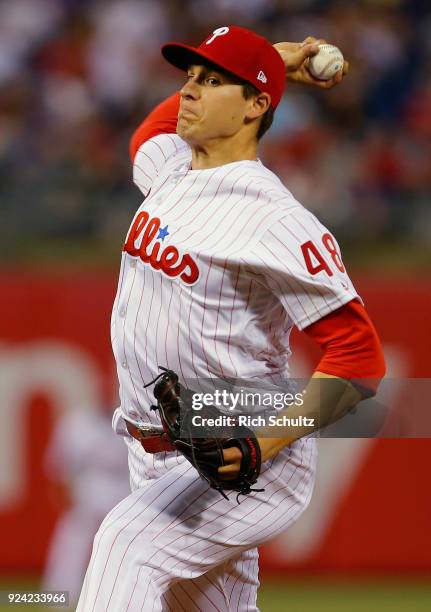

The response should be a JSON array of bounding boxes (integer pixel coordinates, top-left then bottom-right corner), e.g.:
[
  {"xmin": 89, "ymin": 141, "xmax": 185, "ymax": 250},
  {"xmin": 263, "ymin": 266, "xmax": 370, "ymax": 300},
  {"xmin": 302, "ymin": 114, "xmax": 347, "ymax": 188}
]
[{"xmin": 190, "ymin": 136, "xmax": 258, "ymax": 170}]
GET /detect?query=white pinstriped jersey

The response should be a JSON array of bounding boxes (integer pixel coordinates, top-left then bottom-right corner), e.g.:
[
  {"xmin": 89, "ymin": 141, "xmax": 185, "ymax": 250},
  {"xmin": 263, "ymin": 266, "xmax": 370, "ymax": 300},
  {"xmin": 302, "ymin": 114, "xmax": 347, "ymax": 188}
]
[
  {"xmin": 78, "ymin": 130, "xmax": 347, "ymax": 611},
  {"xmin": 111, "ymin": 132, "xmax": 360, "ymax": 471}
]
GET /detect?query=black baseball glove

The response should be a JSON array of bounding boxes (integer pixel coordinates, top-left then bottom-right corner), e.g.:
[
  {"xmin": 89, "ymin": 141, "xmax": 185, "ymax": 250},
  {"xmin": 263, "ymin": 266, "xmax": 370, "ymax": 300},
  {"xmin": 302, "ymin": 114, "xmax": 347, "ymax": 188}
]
[{"xmin": 146, "ymin": 367, "xmax": 263, "ymax": 502}]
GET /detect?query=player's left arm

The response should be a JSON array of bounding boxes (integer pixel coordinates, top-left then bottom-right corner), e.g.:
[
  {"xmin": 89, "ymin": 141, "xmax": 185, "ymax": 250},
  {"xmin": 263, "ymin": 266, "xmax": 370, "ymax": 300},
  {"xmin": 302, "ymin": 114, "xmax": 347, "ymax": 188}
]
[
  {"xmin": 252, "ymin": 298, "xmax": 386, "ymax": 462},
  {"xmin": 220, "ymin": 299, "xmax": 386, "ymax": 475}
]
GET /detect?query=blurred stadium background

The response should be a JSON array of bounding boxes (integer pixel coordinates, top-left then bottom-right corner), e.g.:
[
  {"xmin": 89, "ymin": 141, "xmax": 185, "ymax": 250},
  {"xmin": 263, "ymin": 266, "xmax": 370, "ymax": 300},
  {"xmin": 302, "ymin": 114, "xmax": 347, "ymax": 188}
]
[{"xmin": 0, "ymin": 0, "xmax": 430, "ymax": 610}]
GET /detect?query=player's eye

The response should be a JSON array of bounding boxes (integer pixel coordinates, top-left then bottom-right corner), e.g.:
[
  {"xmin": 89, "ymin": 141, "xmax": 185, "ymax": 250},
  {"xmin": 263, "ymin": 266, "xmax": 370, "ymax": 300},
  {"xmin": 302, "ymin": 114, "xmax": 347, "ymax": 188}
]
[{"xmin": 206, "ymin": 77, "xmax": 220, "ymax": 86}]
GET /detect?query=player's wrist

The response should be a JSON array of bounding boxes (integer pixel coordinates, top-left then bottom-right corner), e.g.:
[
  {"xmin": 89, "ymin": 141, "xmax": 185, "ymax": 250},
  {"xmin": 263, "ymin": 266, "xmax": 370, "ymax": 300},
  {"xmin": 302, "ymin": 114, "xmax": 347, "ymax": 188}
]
[{"xmin": 257, "ymin": 436, "xmax": 293, "ymax": 463}]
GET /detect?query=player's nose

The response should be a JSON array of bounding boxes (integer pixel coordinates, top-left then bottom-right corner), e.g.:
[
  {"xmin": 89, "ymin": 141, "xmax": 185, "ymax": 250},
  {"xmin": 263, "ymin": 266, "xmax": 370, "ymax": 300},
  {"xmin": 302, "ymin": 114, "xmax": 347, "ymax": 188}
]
[{"xmin": 180, "ymin": 77, "xmax": 200, "ymax": 100}]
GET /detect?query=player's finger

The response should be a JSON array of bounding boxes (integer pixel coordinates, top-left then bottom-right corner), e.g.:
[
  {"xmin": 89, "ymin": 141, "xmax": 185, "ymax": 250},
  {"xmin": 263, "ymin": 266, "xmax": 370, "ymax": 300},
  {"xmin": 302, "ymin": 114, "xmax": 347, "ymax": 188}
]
[
  {"xmin": 300, "ymin": 42, "xmax": 320, "ymax": 58},
  {"xmin": 218, "ymin": 464, "xmax": 240, "ymax": 479},
  {"xmin": 303, "ymin": 64, "xmax": 345, "ymax": 89},
  {"xmin": 222, "ymin": 446, "xmax": 242, "ymax": 464},
  {"xmin": 301, "ymin": 36, "xmax": 326, "ymax": 46},
  {"xmin": 218, "ymin": 446, "xmax": 242, "ymax": 478},
  {"xmin": 326, "ymin": 61, "xmax": 348, "ymax": 87},
  {"xmin": 323, "ymin": 67, "xmax": 345, "ymax": 88},
  {"xmin": 334, "ymin": 68, "xmax": 343, "ymax": 83},
  {"xmin": 280, "ymin": 43, "xmax": 319, "ymax": 72},
  {"xmin": 301, "ymin": 65, "xmax": 332, "ymax": 88}
]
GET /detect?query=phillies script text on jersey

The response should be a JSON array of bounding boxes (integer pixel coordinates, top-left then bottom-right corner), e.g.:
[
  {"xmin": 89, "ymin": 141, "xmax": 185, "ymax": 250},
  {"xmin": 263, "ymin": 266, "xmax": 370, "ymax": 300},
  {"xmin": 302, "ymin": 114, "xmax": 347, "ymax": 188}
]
[{"xmin": 123, "ymin": 210, "xmax": 199, "ymax": 284}]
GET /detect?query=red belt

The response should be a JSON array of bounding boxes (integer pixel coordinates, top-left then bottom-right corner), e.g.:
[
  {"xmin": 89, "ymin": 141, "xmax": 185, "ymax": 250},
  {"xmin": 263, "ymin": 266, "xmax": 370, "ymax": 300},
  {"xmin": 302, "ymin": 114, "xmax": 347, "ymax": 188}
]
[{"xmin": 125, "ymin": 420, "xmax": 176, "ymax": 454}]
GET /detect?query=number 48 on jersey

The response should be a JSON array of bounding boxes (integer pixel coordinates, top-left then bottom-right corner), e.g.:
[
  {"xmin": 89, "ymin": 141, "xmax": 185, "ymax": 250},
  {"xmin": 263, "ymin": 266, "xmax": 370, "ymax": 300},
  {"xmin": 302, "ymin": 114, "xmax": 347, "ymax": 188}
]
[{"xmin": 301, "ymin": 233, "xmax": 345, "ymax": 277}]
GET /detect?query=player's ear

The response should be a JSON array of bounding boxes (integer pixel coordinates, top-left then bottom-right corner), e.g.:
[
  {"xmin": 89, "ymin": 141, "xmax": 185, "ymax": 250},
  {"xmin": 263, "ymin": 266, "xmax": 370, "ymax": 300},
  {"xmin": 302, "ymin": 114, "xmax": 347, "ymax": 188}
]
[{"xmin": 245, "ymin": 92, "xmax": 271, "ymax": 121}]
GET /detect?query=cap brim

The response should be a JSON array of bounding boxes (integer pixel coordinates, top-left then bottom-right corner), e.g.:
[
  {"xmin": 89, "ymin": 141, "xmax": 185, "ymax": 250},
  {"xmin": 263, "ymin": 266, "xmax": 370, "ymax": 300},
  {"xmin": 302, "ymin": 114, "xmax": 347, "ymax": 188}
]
[{"xmin": 162, "ymin": 42, "xmax": 239, "ymax": 77}]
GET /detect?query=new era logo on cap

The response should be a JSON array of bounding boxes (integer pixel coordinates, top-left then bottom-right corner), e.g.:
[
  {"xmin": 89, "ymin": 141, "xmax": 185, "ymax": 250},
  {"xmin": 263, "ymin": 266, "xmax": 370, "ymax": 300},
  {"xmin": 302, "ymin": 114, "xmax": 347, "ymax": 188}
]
[{"xmin": 257, "ymin": 70, "xmax": 267, "ymax": 83}]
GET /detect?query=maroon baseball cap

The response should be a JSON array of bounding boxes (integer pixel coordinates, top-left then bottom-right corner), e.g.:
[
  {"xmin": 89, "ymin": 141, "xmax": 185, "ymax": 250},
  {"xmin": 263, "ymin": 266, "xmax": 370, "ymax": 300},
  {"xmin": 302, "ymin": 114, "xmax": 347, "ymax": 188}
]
[{"xmin": 161, "ymin": 25, "xmax": 286, "ymax": 109}]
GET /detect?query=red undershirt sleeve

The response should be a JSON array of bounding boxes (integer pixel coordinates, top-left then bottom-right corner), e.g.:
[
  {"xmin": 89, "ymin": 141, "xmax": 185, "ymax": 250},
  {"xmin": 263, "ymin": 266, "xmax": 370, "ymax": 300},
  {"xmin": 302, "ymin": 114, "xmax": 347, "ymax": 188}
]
[
  {"xmin": 303, "ymin": 298, "xmax": 386, "ymax": 395},
  {"xmin": 129, "ymin": 92, "xmax": 181, "ymax": 163}
]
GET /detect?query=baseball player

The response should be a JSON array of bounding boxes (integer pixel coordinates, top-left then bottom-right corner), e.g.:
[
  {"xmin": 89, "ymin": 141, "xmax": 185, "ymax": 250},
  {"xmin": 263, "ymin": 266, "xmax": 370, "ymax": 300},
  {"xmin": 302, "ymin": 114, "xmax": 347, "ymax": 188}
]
[{"xmin": 77, "ymin": 26, "xmax": 385, "ymax": 611}]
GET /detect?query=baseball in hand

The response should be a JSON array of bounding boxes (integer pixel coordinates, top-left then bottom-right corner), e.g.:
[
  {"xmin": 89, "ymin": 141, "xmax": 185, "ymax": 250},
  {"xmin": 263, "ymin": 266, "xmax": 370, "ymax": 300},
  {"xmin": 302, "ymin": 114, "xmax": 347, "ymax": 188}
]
[{"xmin": 308, "ymin": 44, "xmax": 344, "ymax": 81}]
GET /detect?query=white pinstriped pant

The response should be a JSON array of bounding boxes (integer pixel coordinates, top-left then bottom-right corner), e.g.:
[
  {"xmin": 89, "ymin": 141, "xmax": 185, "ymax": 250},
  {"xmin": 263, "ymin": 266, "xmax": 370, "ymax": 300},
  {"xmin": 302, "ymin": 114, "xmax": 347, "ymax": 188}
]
[{"xmin": 77, "ymin": 437, "xmax": 317, "ymax": 611}]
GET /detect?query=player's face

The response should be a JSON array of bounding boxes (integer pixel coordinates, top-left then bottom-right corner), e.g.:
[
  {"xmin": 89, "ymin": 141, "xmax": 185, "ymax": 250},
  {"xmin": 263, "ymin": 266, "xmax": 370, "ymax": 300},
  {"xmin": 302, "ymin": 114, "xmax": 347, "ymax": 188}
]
[{"xmin": 177, "ymin": 64, "xmax": 252, "ymax": 145}]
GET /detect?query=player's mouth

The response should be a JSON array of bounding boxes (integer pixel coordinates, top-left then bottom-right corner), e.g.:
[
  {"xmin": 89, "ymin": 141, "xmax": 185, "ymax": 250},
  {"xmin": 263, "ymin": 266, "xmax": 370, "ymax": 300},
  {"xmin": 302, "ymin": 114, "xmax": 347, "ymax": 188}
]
[{"xmin": 179, "ymin": 104, "xmax": 199, "ymax": 118}]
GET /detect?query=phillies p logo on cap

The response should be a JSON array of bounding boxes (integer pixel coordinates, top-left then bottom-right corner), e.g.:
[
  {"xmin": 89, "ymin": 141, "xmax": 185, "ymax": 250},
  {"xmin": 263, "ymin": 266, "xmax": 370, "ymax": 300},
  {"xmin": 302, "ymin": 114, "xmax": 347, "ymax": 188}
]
[{"xmin": 206, "ymin": 27, "xmax": 230, "ymax": 45}]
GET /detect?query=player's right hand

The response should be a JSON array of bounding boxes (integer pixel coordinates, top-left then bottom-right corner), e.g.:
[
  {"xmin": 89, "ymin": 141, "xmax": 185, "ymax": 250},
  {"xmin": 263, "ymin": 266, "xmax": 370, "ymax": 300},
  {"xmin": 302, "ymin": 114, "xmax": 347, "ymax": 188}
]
[{"xmin": 273, "ymin": 37, "xmax": 349, "ymax": 89}]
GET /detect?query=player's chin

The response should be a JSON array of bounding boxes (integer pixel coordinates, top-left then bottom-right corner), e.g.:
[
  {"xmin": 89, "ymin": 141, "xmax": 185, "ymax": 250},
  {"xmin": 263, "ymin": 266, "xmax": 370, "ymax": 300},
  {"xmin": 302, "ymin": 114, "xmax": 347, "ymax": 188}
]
[
  {"xmin": 176, "ymin": 118, "xmax": 193, "ymax": 139},
  {"xmin": 176, "ymin": 120, "xmax": 202, "ymax": 145}
]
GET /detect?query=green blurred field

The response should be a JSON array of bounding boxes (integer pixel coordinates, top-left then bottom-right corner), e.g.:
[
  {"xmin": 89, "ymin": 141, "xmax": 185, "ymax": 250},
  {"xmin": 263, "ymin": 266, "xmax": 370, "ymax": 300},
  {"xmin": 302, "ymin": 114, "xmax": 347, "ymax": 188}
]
[
  {"xmin": 1, "ymin": 579, "xmax": 431, "ymax": 611},
  {"xmin": 258, "ymin": 581, "xmax": 431, "ymax": 612}
]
